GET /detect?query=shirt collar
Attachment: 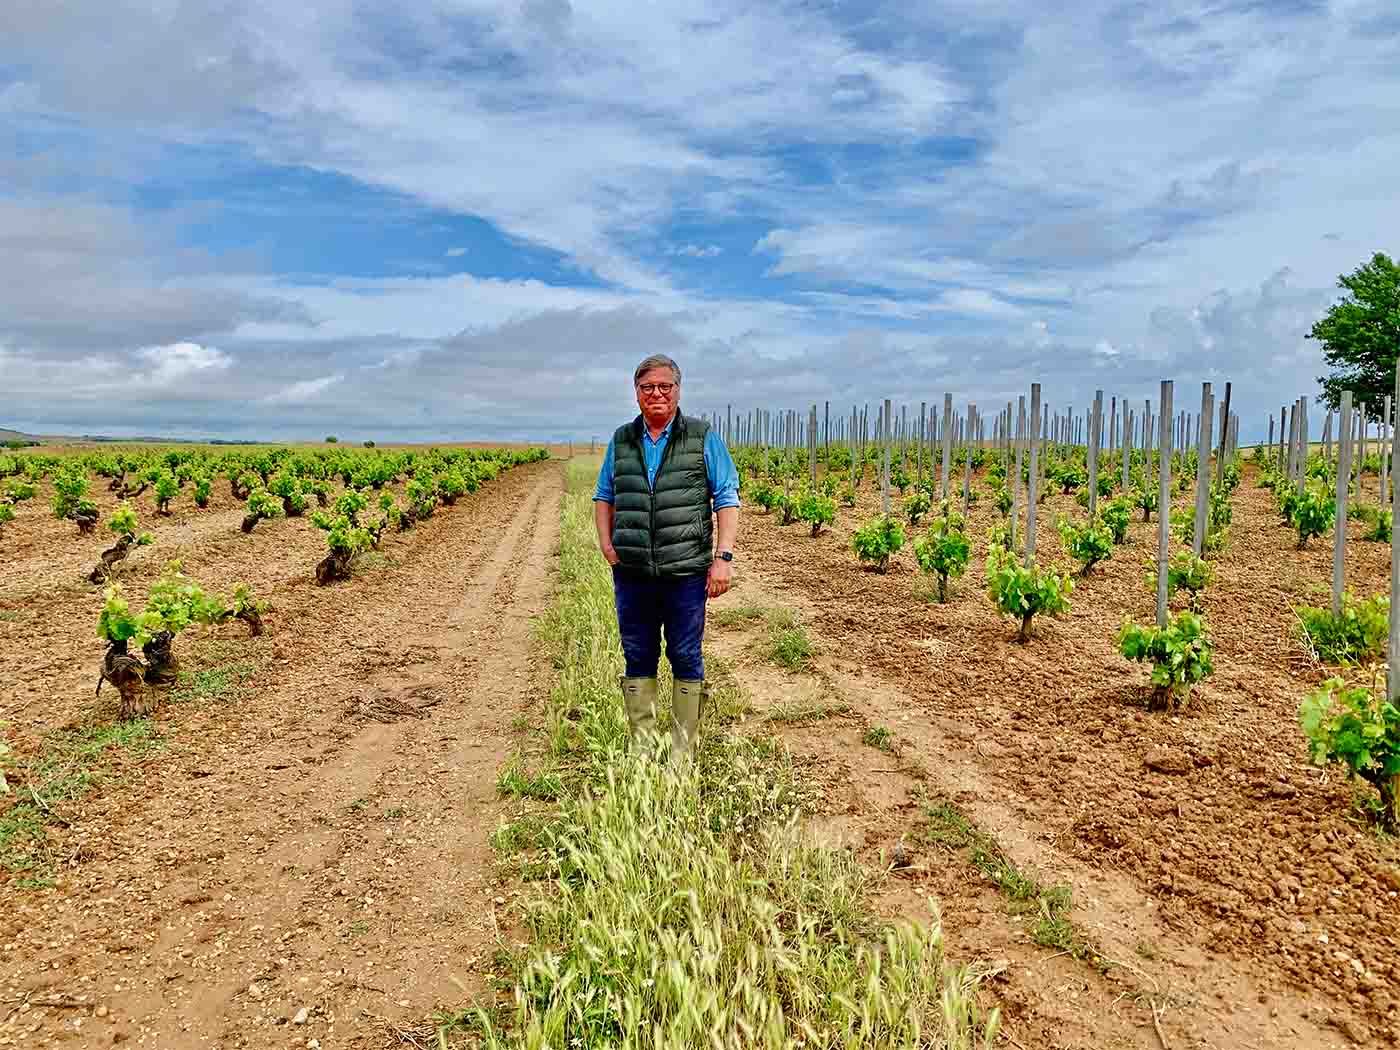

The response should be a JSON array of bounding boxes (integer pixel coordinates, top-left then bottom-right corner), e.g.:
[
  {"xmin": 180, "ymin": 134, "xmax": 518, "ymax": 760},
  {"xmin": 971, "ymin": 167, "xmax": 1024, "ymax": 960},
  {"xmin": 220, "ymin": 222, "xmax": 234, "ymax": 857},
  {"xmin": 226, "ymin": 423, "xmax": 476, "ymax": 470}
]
[{"xmin": 643, "ymin": 413, "xmax": 677, "ymax": 443}]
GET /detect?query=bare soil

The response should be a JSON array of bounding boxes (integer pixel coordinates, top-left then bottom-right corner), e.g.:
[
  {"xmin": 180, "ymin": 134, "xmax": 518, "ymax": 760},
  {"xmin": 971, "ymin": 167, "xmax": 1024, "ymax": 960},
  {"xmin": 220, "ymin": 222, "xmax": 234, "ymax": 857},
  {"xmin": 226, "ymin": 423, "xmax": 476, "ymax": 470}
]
[
  {"xmin": 0, "ymin": 461, "xmax": 563, "ymax": 1048},
  {"xmin": 714, "ymin": 463, "xmax": 1399, "ymax": 1049}
]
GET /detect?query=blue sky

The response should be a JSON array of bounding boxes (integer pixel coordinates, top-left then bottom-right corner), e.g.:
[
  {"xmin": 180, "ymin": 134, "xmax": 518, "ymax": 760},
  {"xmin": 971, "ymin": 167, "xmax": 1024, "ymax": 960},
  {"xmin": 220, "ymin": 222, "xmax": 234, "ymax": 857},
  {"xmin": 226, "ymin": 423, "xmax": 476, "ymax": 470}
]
[{"xmin": 1, "ymin": 0, "xmax": 1397, "ymax": 442}]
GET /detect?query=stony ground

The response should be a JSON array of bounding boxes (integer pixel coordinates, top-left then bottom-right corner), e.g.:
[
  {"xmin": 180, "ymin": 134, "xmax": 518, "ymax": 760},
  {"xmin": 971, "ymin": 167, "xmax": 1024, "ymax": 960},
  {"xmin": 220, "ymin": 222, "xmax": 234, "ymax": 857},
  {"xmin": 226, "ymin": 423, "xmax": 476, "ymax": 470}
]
[{"xmin": 1, "ymin": 460, "xmax": 560, "ymax": 1048}]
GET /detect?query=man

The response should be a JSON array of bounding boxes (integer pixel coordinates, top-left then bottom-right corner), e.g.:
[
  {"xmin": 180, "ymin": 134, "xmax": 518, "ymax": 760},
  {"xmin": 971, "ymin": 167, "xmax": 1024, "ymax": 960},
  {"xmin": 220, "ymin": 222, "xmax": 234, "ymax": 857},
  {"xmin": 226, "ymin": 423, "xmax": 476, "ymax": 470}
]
[{"xmin": 593, "ymin": 354, "xmax": 739, "ymax": 763}]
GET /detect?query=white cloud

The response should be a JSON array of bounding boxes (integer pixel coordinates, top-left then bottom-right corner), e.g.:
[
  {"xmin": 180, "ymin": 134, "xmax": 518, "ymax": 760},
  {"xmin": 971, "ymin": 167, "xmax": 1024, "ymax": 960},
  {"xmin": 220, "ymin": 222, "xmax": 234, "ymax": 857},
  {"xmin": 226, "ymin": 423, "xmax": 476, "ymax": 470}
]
[
  {"xmin": 445, "ymin": 247, "xmax": 467, "ymax": 257},
  {"xmin": 667, "ymin": 243, "xmax": 722, "ymax": 259},
  {"xmin": 261, "ymin": 373, "xmax": 344, "ymax": 405},
  {"xmin": 137, "ymin": 342, "xmax": 233, "ymax": 385},
  {"xmin": 1093, "ymin": 339, "xmax": 1119, "ymax": 358},
  {"xmin": 936, "ymin": 288, "xmax": 1021, "ymax": 319}
]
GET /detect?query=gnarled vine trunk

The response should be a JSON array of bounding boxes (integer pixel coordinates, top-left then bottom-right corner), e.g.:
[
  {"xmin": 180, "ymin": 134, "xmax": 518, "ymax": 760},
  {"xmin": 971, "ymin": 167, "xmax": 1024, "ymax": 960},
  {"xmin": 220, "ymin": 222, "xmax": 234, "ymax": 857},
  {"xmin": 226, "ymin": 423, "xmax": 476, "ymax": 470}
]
[
  {"xmin": 141, "ymin": 630, "xmax": 178, "ymax": 685},
  {"xmin": 1017, "ymin": 612, "xmax": 1034, "ymax": 643},
  {"xmin": 241, "ymin": 513, "xmax": 260, "ymax": 533},
  {"xmin": 89, "ymin": 534, "xmax": 134, "ymax": 583},
  {"xmin": 235, "ymin": 607, "xmax": 264, "ymax": 636},
  {"xmin": 1363, "ymin": 771, "xmax": 1400, "ymax": 833},
  {"xmin": 315, "ymin": 549, "xmax": 354, "ymax": 585},
  {"xmin": 73, "ymin": 507, "xmax": 98, "ymax": 534},
  {"xmin": 102, "ymin": 642, "xmax": 153, "ymax": 721},
  {"xmin": 119, "ymin": 481, "xmax": 148, "ymax": 499}
]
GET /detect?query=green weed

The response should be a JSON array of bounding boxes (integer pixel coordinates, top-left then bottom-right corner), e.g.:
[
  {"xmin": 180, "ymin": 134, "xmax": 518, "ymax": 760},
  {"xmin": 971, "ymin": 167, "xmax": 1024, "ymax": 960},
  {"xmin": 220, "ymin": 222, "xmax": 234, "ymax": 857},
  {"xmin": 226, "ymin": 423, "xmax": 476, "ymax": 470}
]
[
  {"xmin": 923, "ymin": 800, "xmax": 1098, "ymax": 963},
  {"xmin": 711, "ymin": 603, "xmax": 774, "ymax": 627},
  {"xmin": 0, "ymin": 720, "xmax": 161, "ymax": 884},
  {"xmin": 765, "ymin": 695, "xmax": 850, "ymax": 725},
  {"xmin": 495, "ymin": 759, "xmax": 564, "ymax": 801},
  {"xmin": 768, "ymin": 622, "xmax": 815, "ymax": 669},
  {"xmin": 351, "ymin": 551, "xmax": 395, "ymax": 575},
  {"xmin": 171, "ymin": 661, "xmax": 255, "ymax": 704},
  {"xmin": 489, "ymin": 813, "xmax": 551, "ymax": 855},
  {"xmin": 862, "ymin": 725, "xmax": 895, "ymax": 752},
  {"xmin": 703, "ymin": 656, "xmax": 753, "ymax": 725}
]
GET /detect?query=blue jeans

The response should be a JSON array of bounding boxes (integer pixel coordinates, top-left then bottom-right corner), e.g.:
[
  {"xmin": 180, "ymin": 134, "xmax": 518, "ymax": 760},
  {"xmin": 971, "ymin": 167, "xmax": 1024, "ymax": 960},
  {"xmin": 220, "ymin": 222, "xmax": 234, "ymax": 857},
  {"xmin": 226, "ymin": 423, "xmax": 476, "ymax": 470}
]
[{"xmin": 612, "ymin": 568, "xmax": 707, "ymax": 680}]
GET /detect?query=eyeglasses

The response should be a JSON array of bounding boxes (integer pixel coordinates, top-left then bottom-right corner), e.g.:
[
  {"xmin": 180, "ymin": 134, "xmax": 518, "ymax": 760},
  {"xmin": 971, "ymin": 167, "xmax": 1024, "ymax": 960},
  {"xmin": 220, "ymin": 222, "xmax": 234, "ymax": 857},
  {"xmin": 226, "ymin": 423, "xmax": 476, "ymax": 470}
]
[{"xmin": 637, "ymin": 382, "xmax": 676, "ymax": 396}]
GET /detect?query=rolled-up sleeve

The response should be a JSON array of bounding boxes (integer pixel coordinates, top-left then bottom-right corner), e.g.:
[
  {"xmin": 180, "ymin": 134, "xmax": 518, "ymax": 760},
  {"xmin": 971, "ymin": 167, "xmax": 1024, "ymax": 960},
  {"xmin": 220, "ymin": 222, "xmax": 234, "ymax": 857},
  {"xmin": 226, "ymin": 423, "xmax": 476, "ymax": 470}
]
[
  {"xmin": 593, "ymin": 439, "xmax": 615, "ymax": 503},
  {"xmin": 704, "ymin": 430, "xmax": 741, "ymax": 510}
]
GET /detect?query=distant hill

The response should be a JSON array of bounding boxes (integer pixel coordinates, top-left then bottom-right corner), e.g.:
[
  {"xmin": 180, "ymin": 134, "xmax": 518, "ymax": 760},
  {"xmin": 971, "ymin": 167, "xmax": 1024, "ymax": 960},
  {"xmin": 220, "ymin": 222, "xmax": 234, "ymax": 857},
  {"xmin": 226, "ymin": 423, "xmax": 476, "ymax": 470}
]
[
  {"xmin": 0, "ymin": 427, "xmax": 261, "ymax": 445},
  {"xmin": 0, "ymin": 427, "xmax": 40, "ymax": 446}
]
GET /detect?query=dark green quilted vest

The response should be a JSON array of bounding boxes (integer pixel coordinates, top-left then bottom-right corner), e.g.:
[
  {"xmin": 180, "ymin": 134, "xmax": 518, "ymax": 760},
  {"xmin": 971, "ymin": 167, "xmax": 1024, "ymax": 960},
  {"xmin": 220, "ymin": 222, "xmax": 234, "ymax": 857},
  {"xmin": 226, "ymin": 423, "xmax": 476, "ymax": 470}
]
[{"xmin": 611, "ymin": 413, "xmax": 713, "ymax": 577}]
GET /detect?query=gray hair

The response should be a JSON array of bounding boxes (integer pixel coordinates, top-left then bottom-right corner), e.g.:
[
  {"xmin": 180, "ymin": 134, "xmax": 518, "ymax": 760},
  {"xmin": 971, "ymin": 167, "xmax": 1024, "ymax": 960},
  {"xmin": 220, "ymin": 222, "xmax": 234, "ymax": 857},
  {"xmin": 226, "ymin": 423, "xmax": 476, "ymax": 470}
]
[{"xmin": 633, "ymin": 354, "xmax": 681, "ymax": 386}]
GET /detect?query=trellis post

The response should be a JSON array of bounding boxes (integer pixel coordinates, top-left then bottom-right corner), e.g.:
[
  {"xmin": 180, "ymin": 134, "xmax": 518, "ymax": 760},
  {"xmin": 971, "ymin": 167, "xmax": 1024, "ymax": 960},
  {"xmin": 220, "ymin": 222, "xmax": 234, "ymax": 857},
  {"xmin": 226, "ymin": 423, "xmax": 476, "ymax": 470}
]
[
  {"xmin": 1333, "ymin": 390, "xmax": 1355, "ymax": 617},
  {"xmin": 1026, "ymin": 383, "xmax": 1042, "ymax": 564},
  {"xmin": 1155, "ymin": 381, "xmax": 1174, "ymax": 627},
  {"xmin": 1192, "ymin": 383, "xmax": 1213, "ymax": 558},
  {"xmin": 1087, "ymin": 390, "xmax": 1103, "ymax": 517}
]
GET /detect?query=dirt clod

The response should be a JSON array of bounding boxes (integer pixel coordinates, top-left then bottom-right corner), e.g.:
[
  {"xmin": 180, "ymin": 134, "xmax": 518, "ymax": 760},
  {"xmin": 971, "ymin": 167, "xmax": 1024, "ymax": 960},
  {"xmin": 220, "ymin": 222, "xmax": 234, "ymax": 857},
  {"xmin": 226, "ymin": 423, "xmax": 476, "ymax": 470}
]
[{"xmin": 1143, "ymin": 746, "xmax": 1191, "ymax": 775}]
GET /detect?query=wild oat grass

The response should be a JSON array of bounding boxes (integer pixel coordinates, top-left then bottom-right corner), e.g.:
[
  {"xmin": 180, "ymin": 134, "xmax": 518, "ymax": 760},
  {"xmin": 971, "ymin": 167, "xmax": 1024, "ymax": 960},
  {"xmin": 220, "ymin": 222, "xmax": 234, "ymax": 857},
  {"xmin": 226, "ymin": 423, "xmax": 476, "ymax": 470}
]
[
  {"xmin": 454, "ymin": 461, "xmax": 999, "ymax": 1049},
  {"xmin": 765, "ymin": 694, "xmax": 851, "ymax": 725}
]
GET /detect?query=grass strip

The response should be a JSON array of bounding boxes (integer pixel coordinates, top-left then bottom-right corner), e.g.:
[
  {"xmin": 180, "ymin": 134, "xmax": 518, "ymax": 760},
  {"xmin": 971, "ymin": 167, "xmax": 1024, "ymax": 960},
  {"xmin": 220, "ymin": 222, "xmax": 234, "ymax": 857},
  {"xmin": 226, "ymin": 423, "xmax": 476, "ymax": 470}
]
[
  {"xmin": 446, "ymin": 460, "xmax": 1000, "ymax": 1049},
  {"xmin": 763, "ymin": 694, "xmax": 850, "ymax": 725},
  {"xmin": 923, "ymin": 799, "xmax": 1101, "ymax": 964},
  {"xmin": 0, "ymin": 720, "xmax": 161, "ymax": 888},
  {"xmin": 170, "ymin": 660, "xmax": 256, "ymax": 704}
]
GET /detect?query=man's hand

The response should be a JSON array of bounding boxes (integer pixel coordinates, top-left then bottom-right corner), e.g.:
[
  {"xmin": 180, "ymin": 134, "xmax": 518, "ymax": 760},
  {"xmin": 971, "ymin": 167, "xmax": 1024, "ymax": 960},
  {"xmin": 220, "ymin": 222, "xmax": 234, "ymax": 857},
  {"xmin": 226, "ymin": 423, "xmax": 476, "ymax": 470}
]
[
  {"xmin": 707, "ymin": 557, "xmax": 733, "ymax": 598},
  {"xmin": 594, "ymin": 501, "xmax": 619, "ymax": 566}
]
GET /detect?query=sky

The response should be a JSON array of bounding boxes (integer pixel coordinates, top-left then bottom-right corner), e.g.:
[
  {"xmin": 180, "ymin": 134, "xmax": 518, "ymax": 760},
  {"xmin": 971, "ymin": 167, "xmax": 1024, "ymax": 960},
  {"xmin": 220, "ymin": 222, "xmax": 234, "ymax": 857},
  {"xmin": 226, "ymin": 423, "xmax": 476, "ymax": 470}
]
[{"xmin": 1, "ymin": 0, "xmax": 1397, "ymax": 444}]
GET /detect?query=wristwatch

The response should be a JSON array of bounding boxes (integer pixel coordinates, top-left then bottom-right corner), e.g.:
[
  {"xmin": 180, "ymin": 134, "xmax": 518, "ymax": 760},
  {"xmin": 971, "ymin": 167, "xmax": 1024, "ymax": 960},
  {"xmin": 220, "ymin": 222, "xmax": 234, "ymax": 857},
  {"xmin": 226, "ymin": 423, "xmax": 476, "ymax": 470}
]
[{"xmin": 715, "ymin": 550, "xmax": 734, "ymax": 562}]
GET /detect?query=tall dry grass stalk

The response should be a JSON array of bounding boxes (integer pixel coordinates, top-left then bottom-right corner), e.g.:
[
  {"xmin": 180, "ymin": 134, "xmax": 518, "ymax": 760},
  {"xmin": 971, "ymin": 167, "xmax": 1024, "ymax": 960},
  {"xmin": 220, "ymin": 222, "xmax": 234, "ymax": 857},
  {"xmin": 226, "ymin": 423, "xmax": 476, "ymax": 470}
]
[{"xmin": 461, "ymin": 460, "xmax": 999, "ymax": 1049}]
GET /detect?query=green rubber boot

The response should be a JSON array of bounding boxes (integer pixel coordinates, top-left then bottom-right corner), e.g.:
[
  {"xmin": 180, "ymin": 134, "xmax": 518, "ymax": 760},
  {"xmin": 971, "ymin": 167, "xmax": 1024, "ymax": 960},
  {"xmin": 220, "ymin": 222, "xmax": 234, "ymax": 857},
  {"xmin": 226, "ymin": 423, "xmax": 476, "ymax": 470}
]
[
  {"xmin": 620, "ymin": 676, "xmax": 659, "ymax": 749},
  {"xmin": 670, "ymin": 678, "xmax": 704, "ymax": 766}
]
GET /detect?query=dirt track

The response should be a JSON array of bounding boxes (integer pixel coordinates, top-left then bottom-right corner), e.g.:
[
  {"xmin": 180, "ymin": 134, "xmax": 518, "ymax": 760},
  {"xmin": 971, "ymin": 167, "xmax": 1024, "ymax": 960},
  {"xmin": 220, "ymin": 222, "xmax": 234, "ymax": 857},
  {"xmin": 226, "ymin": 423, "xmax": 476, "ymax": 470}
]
[{"xmin": 0, "ymin": 461, "xmax": 562, "ymax": 1048}]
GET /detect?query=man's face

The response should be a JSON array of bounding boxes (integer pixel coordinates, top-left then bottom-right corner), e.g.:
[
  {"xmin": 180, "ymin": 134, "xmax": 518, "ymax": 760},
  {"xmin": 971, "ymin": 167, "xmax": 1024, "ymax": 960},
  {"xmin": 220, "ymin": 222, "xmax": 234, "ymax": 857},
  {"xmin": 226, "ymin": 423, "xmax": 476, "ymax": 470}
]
[{"xmin": 635, "ymin": 368, "xmax": 678, "ymax": 425}]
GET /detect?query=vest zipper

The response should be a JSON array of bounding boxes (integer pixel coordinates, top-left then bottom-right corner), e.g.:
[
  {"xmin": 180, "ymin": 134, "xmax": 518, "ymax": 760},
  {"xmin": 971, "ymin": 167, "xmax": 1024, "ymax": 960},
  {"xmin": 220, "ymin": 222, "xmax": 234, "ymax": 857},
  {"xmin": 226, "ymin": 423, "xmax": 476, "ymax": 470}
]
[{"xmin": 649, "ymin": 415, "xmax": 682, "ymax": 577}]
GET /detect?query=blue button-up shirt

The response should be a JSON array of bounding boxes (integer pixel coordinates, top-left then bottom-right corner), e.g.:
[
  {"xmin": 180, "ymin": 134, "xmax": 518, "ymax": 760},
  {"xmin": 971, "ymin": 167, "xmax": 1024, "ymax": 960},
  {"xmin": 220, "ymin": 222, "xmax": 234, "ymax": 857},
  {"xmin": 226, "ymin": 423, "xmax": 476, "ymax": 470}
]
[{"xmin": 593, "ymin": 416, "xmax": 741, "ymax": 510}]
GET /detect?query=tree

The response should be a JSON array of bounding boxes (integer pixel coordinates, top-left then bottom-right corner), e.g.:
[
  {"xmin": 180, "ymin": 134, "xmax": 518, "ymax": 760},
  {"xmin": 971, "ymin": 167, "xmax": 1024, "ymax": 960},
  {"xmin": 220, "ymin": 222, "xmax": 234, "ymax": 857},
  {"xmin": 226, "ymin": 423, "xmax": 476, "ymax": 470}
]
[{"xmin": 1312, "ymin": 252, "xmax": 1400, "ymax": 416}]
